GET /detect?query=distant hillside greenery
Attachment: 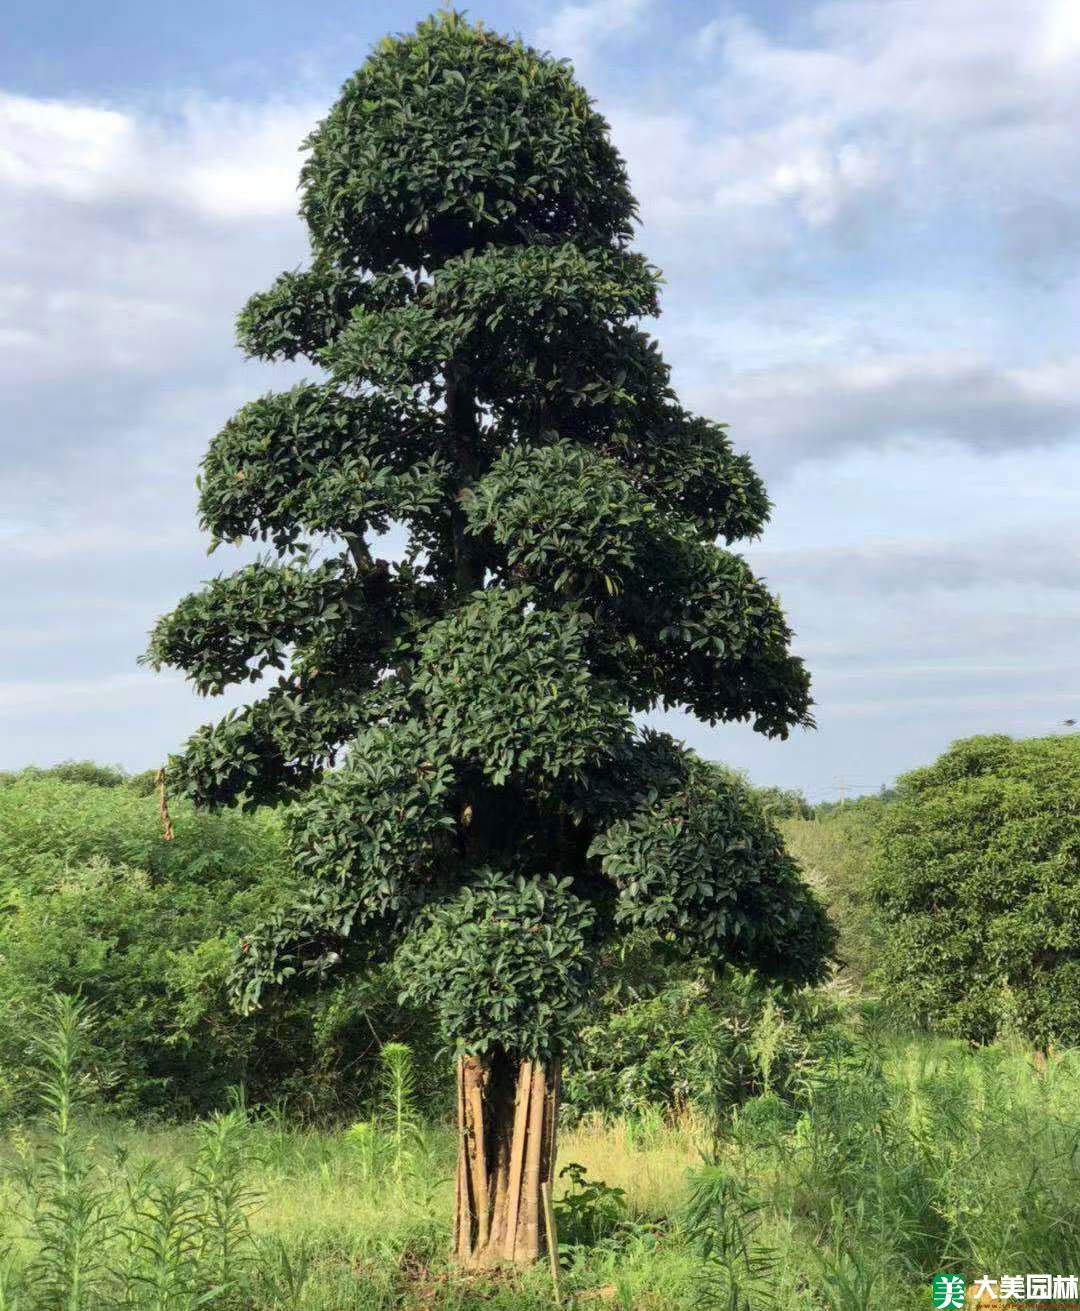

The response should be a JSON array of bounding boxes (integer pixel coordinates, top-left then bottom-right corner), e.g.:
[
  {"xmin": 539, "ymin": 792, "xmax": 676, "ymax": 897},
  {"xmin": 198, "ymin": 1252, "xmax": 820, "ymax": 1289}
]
[{"xmin": 779, "ymin": 794, "xmax": 888, "ymax": 989}]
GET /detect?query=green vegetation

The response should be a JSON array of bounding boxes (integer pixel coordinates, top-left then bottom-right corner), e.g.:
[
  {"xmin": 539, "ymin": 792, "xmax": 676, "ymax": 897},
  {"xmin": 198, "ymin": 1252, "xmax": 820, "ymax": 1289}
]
[
  {"xmin": 141, "ymin": 8, "xmax": 831, "ymax": 1267},
  {"xmin": 2, "ymin": 995, "xmax": 1078, "ymax": 1310},
  {"xmin": 0, "ymin": 766, "xmax": 834, "ymax": 1132},
  {"xmin": 1, "ymin": 738, "xmax": 1078, "ymax": 1304},
  {"xmin": 779, "ymin": 794, "xmax": 887, "ymax": 989},
  {"xmin": 0, "ymin": 767, "xmax": 441, "ymax": 1123},
  {"xmin": 871, "ymin": 732, "xmax": 1080, "ymax": 1048}
]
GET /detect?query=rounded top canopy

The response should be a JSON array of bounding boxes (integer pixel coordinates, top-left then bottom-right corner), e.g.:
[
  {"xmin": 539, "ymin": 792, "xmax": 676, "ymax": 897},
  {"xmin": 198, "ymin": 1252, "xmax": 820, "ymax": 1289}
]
[{"xmin": 299, "ymin": 10, "xmax": 638, "ymax": 271}]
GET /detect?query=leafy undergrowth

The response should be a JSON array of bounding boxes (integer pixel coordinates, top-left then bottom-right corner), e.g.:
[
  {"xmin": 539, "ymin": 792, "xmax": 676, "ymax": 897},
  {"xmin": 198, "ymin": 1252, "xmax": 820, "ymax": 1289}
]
[{"xmin": 2, "ymin": 999, "xmax": 1079, "ymax": 1309}]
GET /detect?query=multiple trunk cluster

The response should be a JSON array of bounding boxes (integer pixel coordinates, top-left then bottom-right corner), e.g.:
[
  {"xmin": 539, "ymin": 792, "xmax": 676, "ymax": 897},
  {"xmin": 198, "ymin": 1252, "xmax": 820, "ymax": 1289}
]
[{"xmin": 455, "ymin": 1055, "xmax": 560, "ymax": 1266}]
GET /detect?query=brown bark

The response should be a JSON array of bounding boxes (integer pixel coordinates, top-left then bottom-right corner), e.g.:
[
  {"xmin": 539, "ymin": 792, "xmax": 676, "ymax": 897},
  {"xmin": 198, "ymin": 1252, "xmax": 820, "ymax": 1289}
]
[
  {"xmin": 453, "ymin": 1050, "xmax": 561, "ymax": 1268},
  {"xmin": 502, "ymin": 1060, "xmax": 532, "ymax": 1260},
  {"xmin": 516, "ymin": 1063, "xmax": 545, "ymax": 1261}
]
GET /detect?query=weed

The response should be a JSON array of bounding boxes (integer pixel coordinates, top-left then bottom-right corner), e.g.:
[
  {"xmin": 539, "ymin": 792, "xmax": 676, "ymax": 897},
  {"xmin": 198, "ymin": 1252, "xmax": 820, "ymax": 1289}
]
[
  {"xmin": 553, "ymin": 1162, "xmax": 628, "ymax": 1251},
  {"xmin": 685, "ymin": 1162, "xmax": 776, "ymax": 1309}
]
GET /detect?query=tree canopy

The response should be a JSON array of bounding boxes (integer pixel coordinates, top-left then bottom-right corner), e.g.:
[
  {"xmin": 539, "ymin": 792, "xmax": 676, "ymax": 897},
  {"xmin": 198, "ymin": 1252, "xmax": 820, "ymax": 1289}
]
[
  {"xmin": 871, "ymin": 733, "xmax": 1080, "ymax": 1047},
  {"xmin": 144, "ymin": 6, "xmax": 830, "ymax": 1084}
]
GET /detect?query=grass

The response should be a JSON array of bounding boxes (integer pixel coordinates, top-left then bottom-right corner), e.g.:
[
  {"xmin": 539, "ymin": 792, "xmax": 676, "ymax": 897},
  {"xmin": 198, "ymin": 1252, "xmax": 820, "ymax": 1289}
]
[{"xmin": 2, "ymin": 999, "xmax": 1079, "ymax": 1310}]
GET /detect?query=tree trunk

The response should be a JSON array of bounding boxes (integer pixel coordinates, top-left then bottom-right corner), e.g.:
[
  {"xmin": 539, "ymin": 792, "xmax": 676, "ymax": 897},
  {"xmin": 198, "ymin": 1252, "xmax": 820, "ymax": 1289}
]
[{"xmin": 453, "ymin": 1050, "xmax": 560, "ymax": 1267}]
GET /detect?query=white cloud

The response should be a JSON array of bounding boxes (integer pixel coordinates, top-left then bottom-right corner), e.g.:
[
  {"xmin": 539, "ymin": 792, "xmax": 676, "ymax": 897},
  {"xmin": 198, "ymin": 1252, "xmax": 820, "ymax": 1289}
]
[
  {"xmin": 0, "ymin": 95, "xmax": 134, "ymax": 199},
  {"xmin": 0, "ymin": 86, "xmax": 314, "ymax": 767},
  {"xmin": 1042, "ymin": 0, "xmax": 1080, "ymax": 61},
  {"xmin": 0, "ymin": 672, "xmax": 172, "ymax": 715},
  {"xmin": 751, "ymin": 534, "xmax": 1080, "ymax": 595},
  {"xmin": 0, "ymin": 91, "xmax": 314, "ymax": 522},
  {"xmin": 7, "ymin": 524, "xmax": 197, "ymax": 563},
  {"xmin": 605, "ymin": 0, "xmax": 1080, "ymax": 263},
  {"xmin": 0, "ymin": 90, "xmax": 315, "ymax": 219},
  {"xmin": 151, "ymin": 99, "xmax": 315, "ymax": 220},
  {"xmin": 702, "ymin": 352, "xmax": 1080, "ymax": 469},
  {"xmin": 536, "ymin": 0, "xmax": 652, "ymax": 73}
]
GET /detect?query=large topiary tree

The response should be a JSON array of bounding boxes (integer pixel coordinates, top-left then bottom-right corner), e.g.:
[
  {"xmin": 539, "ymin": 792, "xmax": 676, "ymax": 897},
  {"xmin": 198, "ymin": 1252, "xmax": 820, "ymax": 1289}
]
[
  {"xmin": 145, "ymin": 11, "xmax": 832, "ymax": 1267},
  {"xmin": 870, "ymin": 733, "xmax": 1080, "ymax": 1050}
]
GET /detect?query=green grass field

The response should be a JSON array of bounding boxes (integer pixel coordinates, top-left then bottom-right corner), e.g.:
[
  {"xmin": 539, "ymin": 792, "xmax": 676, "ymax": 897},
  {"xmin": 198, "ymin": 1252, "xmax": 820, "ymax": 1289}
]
[{"xmin": 3, "ymin": 1007, "xmax": 1078, "ymax": 1311}]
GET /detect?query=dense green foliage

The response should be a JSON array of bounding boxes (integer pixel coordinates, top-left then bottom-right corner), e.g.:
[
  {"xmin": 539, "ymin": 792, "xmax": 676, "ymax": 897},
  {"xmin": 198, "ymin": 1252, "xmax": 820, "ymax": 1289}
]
[
  {"xmin": 0, "ymin": 766, "xmax": 840, "ymax": 1124},
  {"xmin": 561, "ymin": 958, "xmax": 846, "ymax": 1123},
  {"xmin": 870, "ymin": 733, "xmax": 1080, "ymax": 1048},
  {"xmin": 0, "ymin": 765, "xmax": 844, "ymax": 1127},
  {"xmin": 143, "ymin": 10, "xmax": 831, "ymax": 1067},
  {"xmin": 591, "ymin": 754, "xmax": 834, "ymax": 987},
  {"xmin": 0, "ymin": 769, "xmax": 440, "ymax": 1121},
  {"xmin": 755, "ymin": 785, "xmax": 813, "ymax": 820},
  {"xmin": 14, "ymin": 736, "xmax": 1078, "ymax": 1130},
  {"xmin": 397, "ymin": 872, "xmax": 596, "ymax": 1061}
]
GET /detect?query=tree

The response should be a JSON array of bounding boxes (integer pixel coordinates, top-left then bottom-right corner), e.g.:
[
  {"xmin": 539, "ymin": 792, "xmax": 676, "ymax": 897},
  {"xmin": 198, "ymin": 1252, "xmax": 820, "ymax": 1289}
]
[
  {"xmin": 755, "ymin": 785, "xmax": 814, "ymax": 820},
  {"xmin": 144, "ymin": 11, "xmax": 833, "ymax": 1267},
  {"xmin": 870, "ymin": 733, "xmax": 1080, "ymax": 1049}
]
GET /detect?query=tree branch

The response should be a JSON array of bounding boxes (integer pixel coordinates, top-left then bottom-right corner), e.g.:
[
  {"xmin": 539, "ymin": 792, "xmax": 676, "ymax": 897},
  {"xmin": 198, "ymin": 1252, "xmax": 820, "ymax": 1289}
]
[{"xmin": 344, "ymin": 531, "xmax": 373, "ymax": 573}]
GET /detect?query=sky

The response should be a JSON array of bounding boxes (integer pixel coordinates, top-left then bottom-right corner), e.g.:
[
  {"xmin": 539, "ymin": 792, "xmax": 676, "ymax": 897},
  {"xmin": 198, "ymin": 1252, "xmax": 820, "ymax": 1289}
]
[{"xmin": 1, "ymin": 0, "xmax": 1078, "ymax": 801}]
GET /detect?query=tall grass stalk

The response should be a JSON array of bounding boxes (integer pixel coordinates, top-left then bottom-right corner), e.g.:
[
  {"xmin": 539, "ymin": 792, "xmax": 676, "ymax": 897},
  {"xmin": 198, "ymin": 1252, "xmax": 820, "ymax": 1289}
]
[
  {"xmin": 121, "ymin": 1168, "xmax": 213, "ymax": 1310},
  {"xmin": 190, "ymin": 1108, "xmax": 261, "ymax": 1301},
  {"xmin": 19, "ymin": 994, "xmax": 113, "ymax": 1311},
  {"xmin": 685, "ymin": 1162, "xmax": 776, "ymax": 1310},
  {"xmin": 377, "ymin": 1043, "xmax": 421, "ymax": 1186}
]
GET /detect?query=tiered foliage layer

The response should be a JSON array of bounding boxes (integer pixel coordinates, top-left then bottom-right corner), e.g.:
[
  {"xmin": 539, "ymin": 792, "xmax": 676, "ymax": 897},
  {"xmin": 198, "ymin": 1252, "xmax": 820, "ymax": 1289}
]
[{"xmin": 145, "ymin": 10, "xmax": 832, "ymax": 1264}]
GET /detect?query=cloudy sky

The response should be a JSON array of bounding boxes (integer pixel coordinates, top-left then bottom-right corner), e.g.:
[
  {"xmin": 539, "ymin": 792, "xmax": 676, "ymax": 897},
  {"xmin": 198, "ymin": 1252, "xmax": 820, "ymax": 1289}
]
[{"xmin": 2, "ymin": 0, "xmax": 1077, "ymax": 800}]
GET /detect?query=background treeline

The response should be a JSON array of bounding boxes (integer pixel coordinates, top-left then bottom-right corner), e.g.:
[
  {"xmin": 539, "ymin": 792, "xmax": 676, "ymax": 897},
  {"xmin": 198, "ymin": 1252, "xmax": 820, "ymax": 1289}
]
[
  {"xmin": 0, "ymin": 765, "xmax": 440, "ymax": 1121},
  {"xmin": 3, "ymin": 732, "xmax": 1076, "ymax": 1126}
]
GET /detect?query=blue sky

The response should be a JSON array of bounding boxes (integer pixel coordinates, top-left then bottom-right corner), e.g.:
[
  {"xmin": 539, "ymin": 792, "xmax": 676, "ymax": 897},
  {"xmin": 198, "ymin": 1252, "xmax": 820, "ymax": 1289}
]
[{"xmin": 2, "ymin": 0, "xmax": 1078, "ymax": 800}]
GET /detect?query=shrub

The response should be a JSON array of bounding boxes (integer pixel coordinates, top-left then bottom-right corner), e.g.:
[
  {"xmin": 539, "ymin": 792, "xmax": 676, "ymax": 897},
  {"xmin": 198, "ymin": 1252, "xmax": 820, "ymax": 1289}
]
[
  {"xmin": 0, "ymin": 772, "xmax": 290, "ymax": 1117},
  {"xmin": 561, "ymin": 953, "xmax": 845, "ymax": 1123},
  {"xmin": 869, "ymin": 733, "xmax": 1080, "ymax": 1047},
  {"xmin": 755, "ymin": 786, "xmax": 814, "ymax": 820}
]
